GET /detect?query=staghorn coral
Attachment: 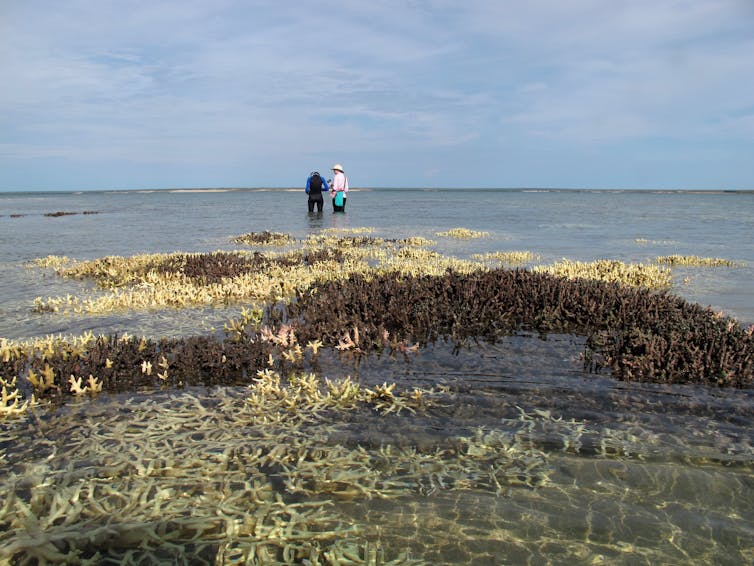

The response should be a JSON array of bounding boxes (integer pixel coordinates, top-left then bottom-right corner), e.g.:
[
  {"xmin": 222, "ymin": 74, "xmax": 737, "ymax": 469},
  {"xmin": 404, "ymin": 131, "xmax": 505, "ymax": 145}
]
[
  {"xmin": 17, "ymin": 232, "xmax": 754, "ymax": 393},
  {"xmin": 232, "ymin": 230, "xmax": 295, "ymax": 246},
  {"xmin": 435, "ymin": 228, "xmax": 490, "ymax": 239},
  {"xmin": 0, "ymin": 382, "xmax": 559, "ymax": 563},
  {"xmin": 534, "ymin": 259, "xmax": 672, "ymax": 289},
  {"xmin": 1, "ymin": 332, "xmax": 275, "ymax": 403},
  {"xmin": 32, "ymin": 250, "xmax": 339, "ymax": 313},
  {"xmin": 473, "ymin": 250, "xmax": 541, "ymax": 265},
  {"xmin": 0, "ymin": 376, "xmax": 35, "ymax": 416},
  {"xmin": 30, "ymin": 236, "xmax": 481, "ymax": 314},
  {"xmin": 11, "ymin": 268, "xmax": 754, "ymax": 396},
  {"xmin": 287, "ymin": 269, "xmax": 754, "ymax": 387},
  {"xmin": 31, "ymin": 255, "xmax": 71, "ymax": 269},
  {"xmin": 655, "ymin": 255, "xmax": 739, "ymax": 267},
  {"xmin": 32, "ymin": 234, "xmax": 687, "ymax": 317}
]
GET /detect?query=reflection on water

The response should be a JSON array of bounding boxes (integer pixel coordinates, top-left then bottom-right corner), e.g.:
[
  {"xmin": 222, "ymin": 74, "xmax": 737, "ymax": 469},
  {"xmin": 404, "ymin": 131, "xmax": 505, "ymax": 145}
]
[{"xmin": 2, "ymin": 335, "xmax": 752, "ymax": 564}]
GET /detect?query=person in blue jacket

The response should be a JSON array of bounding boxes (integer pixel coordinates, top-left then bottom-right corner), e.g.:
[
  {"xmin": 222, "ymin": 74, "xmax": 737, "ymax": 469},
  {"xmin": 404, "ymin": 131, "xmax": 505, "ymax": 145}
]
[{"xmin": 305, "ymin": 171, "xmax": 329, "ymax": 213}]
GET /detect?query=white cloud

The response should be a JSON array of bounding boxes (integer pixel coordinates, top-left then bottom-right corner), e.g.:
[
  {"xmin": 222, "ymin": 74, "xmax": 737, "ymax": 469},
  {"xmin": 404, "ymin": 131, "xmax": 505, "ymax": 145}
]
[{"xmin": 1, "ymin": 0, "xmax": 753, "ymax": 189}]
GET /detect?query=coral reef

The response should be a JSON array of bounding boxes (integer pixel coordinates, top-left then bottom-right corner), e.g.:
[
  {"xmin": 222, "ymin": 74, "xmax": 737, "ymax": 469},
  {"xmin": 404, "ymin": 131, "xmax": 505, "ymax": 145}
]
[
  {"xmin": 435, "ymin": 228, "xmax": 489, "ymax": 239},
  {"xmin": 473, "ymin": 251, "xmax": 541, "ymax": 265},
  {"xmin": 29, "ymin": 236, "xmax": 474, "ymax": 314},
  {"xmin": 534, "ymin": 259, "xmax": 672, "ymax": 290},
  {"xmin": 44, "ymin": 210, "xmax": 100, "ymax": 217},
  {"xmin": 9, "ymin": 229, "xmax": 752, "ymax": 405},
  {"xmin": 232, "ymin": 230, "xmax": 295, "ymax": 246},
  {"xmin": 10, "ymin": 260, "xmax": 754, "ymax": 403},
  {"xmin": 287, "ymin": 269, "xmax": 753, "ymax": 387},
  {"xmin": 2, "ymin": 227, "xmax": 753, "ymax": 563},
  {"xmin": 656, "ymin": 255, "xmax": 739, "ymax": 267},
  {"xmin": 0, "ymin": 382, "xmax": 558, "ymax": 563}
]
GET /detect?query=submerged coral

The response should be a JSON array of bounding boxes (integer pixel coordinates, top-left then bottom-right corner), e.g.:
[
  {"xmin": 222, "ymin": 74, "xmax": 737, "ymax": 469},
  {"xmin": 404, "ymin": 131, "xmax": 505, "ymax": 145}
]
[
  {"xmin": 435, "ymin": 228, "xmax": 490, "ymax": 239},
  {"xmin": 287, "ymin": 269, "xmax": 753, "ymax": 387},
  {"xmin": 473, "ymin": 251, "xmax": 541, "ymax": 265},
  {"xmin": 30, "ymin": 235, "xmax": 478, "ymax": 314},
  {"xmin": 10, "ymin": 229, "xmax": 752, "ymax": 402},
  {"xmin": 0, "ymin": 375, "xmax": 556, "ymax": 563},
  {"xmin": 533, "ymin": 259, "xmax": 672, "ymax": 290},
  {"xmin": 232, "ymin": 230, "xmax": 295, "ymax": 246},
  {"xmin": 5, "ymin": 266, "xmax": 752, "ymax": 406},
  {"xmin": 4, "ymin": 222, "xmax": 754, "ymax": 563},
  {"xmin": 656, "ymin": 255, "xmax": 739, "ymax": 267}
]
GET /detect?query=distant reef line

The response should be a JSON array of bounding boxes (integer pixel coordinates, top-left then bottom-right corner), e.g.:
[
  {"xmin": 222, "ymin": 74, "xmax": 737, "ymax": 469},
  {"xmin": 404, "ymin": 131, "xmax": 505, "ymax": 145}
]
[
  {"xmin": 2, "ymin": 210, "xmax": 101, "ymax": 219},
  {"xmin": 1, "ymin": 187, "xmax": 753, "ymax": 196}
]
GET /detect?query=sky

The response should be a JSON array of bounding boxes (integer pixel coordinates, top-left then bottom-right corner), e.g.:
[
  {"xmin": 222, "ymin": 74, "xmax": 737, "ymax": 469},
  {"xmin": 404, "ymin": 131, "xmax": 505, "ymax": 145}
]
[{"xmin": 1, "ymin": 1, "xmax": 753, "ymax": 191}]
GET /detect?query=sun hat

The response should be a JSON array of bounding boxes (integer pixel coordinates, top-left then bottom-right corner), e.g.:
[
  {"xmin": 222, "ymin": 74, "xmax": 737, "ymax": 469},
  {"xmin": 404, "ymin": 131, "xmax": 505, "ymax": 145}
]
[{"xmin": 331, "ymin": 164, "xmax": 344, "ymax": 172}]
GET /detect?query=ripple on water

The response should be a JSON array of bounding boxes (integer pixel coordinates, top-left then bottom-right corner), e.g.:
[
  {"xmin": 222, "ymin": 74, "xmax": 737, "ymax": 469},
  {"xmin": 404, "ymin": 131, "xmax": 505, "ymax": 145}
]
[{"xmin": 1, "ymin": 334, "xmax": 753, "ymax": 563}]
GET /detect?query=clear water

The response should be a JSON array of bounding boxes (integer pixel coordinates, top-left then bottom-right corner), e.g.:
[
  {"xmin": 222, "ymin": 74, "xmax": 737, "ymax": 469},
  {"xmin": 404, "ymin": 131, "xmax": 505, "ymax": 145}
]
[{"xmin": 1, "ymin": 188, "xmax": 753, "ymax": 564}]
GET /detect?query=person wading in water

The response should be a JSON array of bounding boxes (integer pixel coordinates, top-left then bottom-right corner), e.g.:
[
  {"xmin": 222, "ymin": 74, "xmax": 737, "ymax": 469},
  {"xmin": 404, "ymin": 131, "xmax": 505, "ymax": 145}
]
[
  {"xmin": 305, "ymin": 171, "xmax": 329, "ymax": 213},
  {"xmin": 330, "ymin": 164, "xmax": 348, "ymax": 212}
]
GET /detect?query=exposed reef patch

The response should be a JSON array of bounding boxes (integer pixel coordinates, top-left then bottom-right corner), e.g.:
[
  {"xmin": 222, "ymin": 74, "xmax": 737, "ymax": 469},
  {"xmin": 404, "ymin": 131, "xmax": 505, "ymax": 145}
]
[
  {"xmin": 6, "ymin": 227, "xmax": 750, "ymax": 409},
  {"xmin": 286, "ymin": 269, "xmax": 754, "ymax": 387},
  {"xmin": 3, "ymin": 267, "xmax": 752, "ymax": 407},
  {"xmin": 44, "ymin": 210, "xmax": 100, "ymax": 217}
]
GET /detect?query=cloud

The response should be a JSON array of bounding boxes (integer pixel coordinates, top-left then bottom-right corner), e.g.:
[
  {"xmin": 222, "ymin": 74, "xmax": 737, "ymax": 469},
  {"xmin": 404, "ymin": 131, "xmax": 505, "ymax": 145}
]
[
  {"xmin": 454, "ymin": 0, "xmax": 754, "ymax": 144},
  {"xmin": 1, "ymin": 0, "xmax": 753, "ymax": 189}
]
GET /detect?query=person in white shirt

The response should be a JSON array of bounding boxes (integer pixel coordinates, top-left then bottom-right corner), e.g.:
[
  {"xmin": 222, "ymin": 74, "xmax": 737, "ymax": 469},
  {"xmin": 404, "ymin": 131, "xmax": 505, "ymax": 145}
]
[{"xmin": 330, "ymin": 163, "xmax": 349, "ymax": 212}]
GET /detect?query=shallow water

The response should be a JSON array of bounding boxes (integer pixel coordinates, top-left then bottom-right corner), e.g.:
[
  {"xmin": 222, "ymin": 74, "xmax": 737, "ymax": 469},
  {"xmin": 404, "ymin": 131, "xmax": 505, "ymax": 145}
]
[
  {"xmin": 2, "ymin": 189, "xmax": 753, "ymax": 341},
  {"xmin": 1, "ymin": 188, "xmax": 753, "ymax": 563},
  {"xmin": 3, "ymin": 336, "xmax": 753, "ymax": 564}
]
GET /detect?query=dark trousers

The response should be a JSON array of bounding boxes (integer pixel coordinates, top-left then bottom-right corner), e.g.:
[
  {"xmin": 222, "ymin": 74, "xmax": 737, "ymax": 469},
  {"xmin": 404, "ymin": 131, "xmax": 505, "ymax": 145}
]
[
  {"xmin": 332, "ymin": 196, "xmax": 347, "ymax": 212},
  {"xmin": 308, "ymin": 194, "xmax": 323, "ymax": 212}
]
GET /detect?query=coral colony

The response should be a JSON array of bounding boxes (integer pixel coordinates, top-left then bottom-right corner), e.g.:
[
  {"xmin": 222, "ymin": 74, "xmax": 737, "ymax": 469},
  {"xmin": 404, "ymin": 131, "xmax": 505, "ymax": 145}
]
[
  {"xmin": 6, "ymin": 227, "xmax": 752, "ymax": 401},
  {"xmin": 1, "ymin": 228, "xmax": 751, "ymax": 563}
]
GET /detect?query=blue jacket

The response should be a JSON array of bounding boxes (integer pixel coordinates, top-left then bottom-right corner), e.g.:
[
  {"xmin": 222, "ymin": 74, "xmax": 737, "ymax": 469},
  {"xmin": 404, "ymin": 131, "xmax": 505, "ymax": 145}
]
[{"xmin": 306, "ymin": 173, "xmax": 329, "ymax": 195}]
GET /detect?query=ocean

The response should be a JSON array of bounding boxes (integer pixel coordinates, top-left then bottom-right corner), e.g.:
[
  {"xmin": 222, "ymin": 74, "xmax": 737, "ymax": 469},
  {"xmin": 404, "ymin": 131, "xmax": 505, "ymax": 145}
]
[
  {"xmin": 3, "ymin": 188, "xmax": 753, "ymax": 339},
  {"xmin": 1, "ymin": 188, "xmax": 753, "ymax": 564}
]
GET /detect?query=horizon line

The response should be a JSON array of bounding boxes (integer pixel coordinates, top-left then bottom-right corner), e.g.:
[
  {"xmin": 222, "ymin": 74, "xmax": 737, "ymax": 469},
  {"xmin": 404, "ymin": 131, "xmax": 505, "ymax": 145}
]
[{"xmin": 2, "ymin": 186, "xmax": 753, "ymax": 195}]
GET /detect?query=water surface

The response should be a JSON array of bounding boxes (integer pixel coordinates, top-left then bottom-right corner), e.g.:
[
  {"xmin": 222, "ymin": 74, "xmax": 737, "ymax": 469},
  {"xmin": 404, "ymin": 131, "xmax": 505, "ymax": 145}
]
[{"xmin": 1, "ymin": 188, "xmax": 752, "ymax": 564}]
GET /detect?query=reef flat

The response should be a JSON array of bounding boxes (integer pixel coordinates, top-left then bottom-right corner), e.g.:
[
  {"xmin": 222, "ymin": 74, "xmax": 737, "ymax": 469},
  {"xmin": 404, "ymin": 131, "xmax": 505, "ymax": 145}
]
[
  {"xmin": 1, "ymin": 227, "xmax": 753, "ymax": 564},
  {"xmin": 5, "ymin": 228, "xmax": 750, "ymax": 401}
]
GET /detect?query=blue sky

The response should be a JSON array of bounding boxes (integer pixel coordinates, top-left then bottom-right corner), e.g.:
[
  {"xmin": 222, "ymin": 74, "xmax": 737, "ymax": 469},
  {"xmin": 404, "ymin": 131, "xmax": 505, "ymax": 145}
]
[{"xmin": 1, "ymin": 1, "xmax": 753, "ymax": 191}]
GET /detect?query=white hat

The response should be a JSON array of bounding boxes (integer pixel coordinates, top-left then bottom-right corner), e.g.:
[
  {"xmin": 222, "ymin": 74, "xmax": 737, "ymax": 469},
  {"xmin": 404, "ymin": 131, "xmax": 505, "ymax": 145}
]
[{"xmin": 331, "ymin": 164, "xmax": 344, "ymax": 172}]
